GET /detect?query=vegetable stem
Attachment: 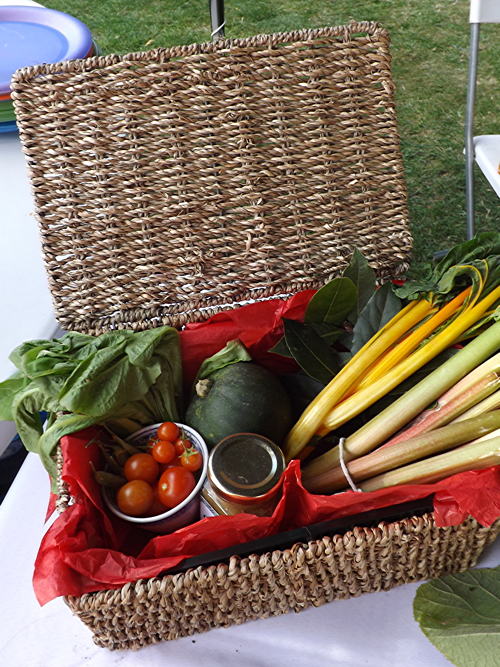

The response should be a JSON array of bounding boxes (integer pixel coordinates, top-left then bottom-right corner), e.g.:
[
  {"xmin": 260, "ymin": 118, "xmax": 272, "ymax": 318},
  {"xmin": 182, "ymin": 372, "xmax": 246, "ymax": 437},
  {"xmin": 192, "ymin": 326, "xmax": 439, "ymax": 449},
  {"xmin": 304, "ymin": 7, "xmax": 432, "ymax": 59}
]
[
  {"xmin": 359, "ymin": 436, "xmax": 500, "ymax": 491},
  {"xmin": 451, "ymin": 388, "xmax": 500, "ymax": 423},
  {"xmin": 321, "ymin": 287, "xmax": 500, "ymax": 434},
  {"xmin": 303, "ymin": 411, "xmax": 500, "ymax": 493},
  {"xmin": 378, "ymin": 367, "xmax": 500, "ymax": 450},
  {"xmin": 283, "ymin": 299, "xmax": 434, "ymax": 461},
  {"xmin": 355, "ymin": 287, "xmax": 471, "ymax": 391},
  {"xmin": 303, "ymin": 319, "xmax": 500, "ymax": 477}
]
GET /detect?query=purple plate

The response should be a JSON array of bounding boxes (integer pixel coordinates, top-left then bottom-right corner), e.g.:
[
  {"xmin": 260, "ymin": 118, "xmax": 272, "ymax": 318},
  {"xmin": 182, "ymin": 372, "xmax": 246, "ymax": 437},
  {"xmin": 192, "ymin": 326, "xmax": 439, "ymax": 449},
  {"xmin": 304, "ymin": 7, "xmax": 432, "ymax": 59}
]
[{"xmin": 0, "ymin": 5, "xmax": 93, "ymax": 95}]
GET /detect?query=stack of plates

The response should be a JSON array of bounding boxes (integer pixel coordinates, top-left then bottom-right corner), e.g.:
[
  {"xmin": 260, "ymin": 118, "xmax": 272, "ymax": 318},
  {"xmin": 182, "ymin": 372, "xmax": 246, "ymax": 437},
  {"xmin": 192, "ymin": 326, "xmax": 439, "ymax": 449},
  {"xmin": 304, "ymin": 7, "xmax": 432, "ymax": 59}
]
[{"xmin": 0, "ymin": 5, "xmax": 95, "ymax": 133}]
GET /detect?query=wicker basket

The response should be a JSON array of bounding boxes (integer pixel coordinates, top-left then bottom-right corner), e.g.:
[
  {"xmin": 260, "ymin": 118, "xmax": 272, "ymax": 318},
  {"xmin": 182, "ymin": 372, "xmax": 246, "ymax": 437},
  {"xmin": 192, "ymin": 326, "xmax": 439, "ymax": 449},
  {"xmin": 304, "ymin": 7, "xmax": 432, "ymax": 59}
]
[{"xmin": 11, "ymin": 22, "xmax": 499, "ymax": 650}]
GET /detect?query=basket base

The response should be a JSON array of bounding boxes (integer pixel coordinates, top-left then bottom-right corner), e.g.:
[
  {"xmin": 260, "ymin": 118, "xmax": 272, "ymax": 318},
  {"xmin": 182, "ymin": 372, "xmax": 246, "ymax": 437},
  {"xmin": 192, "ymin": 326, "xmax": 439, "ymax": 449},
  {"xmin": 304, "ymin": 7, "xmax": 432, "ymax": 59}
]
[{"xmin": 65, "ymin": 513, "xmax": 499, "ymax": 650}]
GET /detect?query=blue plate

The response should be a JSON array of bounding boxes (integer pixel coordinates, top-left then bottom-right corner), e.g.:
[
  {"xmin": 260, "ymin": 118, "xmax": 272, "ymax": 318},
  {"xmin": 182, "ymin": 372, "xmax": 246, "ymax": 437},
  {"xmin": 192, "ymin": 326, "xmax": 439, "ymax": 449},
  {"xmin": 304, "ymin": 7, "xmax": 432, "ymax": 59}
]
[
  {"xmin": 0, "ymin": 120, "xmax": 18, "ymax": 133},
  {"xmin": 0, "ymin": 5, "xmax": 93, "ymax": 95}
]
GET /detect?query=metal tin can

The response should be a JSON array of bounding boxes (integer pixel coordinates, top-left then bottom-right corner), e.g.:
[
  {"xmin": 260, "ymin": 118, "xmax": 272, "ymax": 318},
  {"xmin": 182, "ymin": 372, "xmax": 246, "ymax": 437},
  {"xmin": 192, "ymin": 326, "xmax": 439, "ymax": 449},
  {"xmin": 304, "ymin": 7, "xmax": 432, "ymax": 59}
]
[{"xmin": 203, "ymin": 433, "xmax": 285, "ymax": 516}]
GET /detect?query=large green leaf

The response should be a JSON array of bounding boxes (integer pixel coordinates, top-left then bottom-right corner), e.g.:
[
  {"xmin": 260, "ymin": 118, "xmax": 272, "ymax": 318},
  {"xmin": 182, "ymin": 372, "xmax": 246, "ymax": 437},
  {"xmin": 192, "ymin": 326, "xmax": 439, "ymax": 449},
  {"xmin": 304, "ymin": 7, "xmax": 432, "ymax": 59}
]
[
  {"xmin": 414, "ymin": 566, "xmax": 500, "ymax": 667},
  {"xmin": 395, "ymin": 232, "xmax": 500, "ymax": 301},
  {"xmin": 342, "ymin": 248, "xmax": 377, "ymax": 324},
  {"xmin": 270, "ymin": 324, "xmax": 343, "ymax": 358},
  {"xmin": 350, "ymin": 283, "xmax": 402, "ymax": 355},
  {"xmin": 305, "ymin": 277, "xmax": 357, "ymax": 326},
  {"xmin": 283, "ymin": 319, "xmax": 339, "ymax": 384}
]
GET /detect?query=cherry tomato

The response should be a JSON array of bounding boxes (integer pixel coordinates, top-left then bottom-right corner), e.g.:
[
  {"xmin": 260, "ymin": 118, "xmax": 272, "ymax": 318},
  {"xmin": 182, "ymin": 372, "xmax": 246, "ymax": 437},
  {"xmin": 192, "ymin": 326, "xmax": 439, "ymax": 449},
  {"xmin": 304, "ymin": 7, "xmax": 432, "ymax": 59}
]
[
  {"xmin": 158, "ymin": 456, "xmax": 183, "ymax": 473},
  {"xmin": 150, "ymin": 439, "xmax": 176, "ymax": 464},
  {"xmin": 123, "ymin": 452, "xmax": 159, "ymax": 484},
  {"xmin": 116, "ymin": 480, "xmax": 154, "ymax": 516},
  {"xmin": 145, "ymin": 487, "xmax": 169, "ymax": 516},
  {"xmin": 174, "ymin": 437, "xmax": 192, "ymax": 455},
  {"xmin": 180, "ymin": 448, "xmax": 203, "ymax": 472},
  {"xmin": 157, "ymin": 466, "xmax": 196, "ymax": 509},
  {"xmin": 157, "ymin": 421, "xmax": 180, "ymax": 442}
]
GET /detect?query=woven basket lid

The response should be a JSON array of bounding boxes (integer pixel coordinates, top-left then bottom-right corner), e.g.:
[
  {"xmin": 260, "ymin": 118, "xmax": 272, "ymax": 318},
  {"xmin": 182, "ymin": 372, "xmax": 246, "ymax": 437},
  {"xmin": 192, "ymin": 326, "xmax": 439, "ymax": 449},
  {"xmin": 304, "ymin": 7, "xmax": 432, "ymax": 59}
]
[{"xmin": 11, "ymin": 22, "xmax": 411, "ymax": 334}]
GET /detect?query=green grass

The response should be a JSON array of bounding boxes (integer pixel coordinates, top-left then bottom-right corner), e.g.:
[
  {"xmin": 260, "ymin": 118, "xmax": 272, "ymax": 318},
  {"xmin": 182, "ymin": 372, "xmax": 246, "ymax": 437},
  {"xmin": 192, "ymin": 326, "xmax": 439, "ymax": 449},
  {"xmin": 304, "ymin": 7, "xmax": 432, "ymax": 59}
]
[{"xmin": 45, "ymin": 0, "xmax": 499, "ymax": 274}]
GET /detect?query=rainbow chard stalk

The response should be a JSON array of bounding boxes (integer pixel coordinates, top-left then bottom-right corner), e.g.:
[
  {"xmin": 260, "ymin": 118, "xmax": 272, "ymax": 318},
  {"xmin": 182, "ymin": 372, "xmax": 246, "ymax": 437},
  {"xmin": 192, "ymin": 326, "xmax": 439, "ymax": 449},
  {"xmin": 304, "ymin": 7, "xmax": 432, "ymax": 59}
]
[
  {"xmin": 450, "ymin": 387, "xmax": 500, "ymax": 423},
  {"xmin": 284, "ymin": 233, "xmax": 500, "ymax": 463},
  {"xmin": 303, "ymin": 319, "xmax": 500, "ymax": 479},
  {"xmin": 359, "ymin": 436, "xmax": 500, "ymax": 492},
  {"xmin": 377, "ymin": 352, "xmax": 500, "ymax": 449},
  {"xmin": 303, "ymin": 411, "xmax": 500, "ymax": 493}
]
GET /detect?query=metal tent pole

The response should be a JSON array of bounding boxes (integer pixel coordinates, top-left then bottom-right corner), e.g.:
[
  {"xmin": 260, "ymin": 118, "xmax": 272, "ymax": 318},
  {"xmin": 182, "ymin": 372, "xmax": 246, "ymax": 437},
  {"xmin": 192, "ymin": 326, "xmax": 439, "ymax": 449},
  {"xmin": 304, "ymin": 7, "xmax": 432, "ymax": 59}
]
[
  {"xmin": 209, "ymin": 0, "xmax": 225, "ymax": 41},
  {"xmin": 465, "ymin": 22, "xmax": 480, "ymax": 241}
]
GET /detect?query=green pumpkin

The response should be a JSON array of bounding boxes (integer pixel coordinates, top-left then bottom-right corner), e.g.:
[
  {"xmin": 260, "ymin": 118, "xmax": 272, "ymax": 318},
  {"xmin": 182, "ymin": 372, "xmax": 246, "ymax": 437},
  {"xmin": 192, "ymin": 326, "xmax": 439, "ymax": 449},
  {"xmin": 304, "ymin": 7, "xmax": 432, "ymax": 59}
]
[{"xmin": 185, "ymin": 362, "xmax": 293, "ymax": 449}]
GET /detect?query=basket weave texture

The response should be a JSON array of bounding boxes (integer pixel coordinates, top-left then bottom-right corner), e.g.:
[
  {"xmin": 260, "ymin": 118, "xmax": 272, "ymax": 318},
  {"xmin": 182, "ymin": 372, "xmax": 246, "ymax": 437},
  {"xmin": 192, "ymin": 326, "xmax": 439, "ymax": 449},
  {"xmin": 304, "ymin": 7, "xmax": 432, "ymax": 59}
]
[
  {"xmin": 11, "ymin": 23, "xmax": 411, "ymax": 334},
  {"xmin": 65, "ymin": 513, "xmax": 499, "ymax": 650},
  {"xmin": 12, "ymin": 21, "xmax": 494, "ymax": 652}
]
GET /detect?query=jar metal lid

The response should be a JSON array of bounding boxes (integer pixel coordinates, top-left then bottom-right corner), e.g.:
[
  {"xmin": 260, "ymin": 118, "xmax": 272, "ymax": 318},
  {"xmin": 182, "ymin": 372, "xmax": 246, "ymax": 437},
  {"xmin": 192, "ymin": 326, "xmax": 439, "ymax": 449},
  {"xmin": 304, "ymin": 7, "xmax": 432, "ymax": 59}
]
[{"xmin": 208, "ymin": 433, "xmax": 285, "ymax": 504}]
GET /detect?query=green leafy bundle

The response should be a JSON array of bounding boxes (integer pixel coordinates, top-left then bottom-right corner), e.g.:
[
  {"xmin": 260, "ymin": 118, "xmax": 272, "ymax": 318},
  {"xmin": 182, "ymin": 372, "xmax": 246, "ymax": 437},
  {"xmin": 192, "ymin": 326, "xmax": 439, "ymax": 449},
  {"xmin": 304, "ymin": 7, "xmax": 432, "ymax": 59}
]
[{"xmin": 0, "ymin": 327, "xmax": 182, "ymax": 484}]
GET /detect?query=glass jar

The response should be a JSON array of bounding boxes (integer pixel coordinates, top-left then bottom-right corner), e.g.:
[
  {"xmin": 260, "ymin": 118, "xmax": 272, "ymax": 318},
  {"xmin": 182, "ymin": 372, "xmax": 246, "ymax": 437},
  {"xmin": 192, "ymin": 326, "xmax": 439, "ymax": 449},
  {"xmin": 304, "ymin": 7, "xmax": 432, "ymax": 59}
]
[{"xmin": 200, "ymin": 433, "xmax": 285, "ymax": 517}]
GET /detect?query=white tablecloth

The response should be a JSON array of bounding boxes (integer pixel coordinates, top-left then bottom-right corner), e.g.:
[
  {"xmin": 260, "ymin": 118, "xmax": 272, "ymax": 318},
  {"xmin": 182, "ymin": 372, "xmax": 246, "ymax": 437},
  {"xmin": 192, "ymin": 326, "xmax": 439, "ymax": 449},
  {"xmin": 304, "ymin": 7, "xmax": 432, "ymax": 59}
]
[
  {"xmin": 0, "ymin": 10, "xmax": 498, "ymax": 664},
  {"xmin": 0, "ymin": 453, "xmax": 498, "ymax": 666}
]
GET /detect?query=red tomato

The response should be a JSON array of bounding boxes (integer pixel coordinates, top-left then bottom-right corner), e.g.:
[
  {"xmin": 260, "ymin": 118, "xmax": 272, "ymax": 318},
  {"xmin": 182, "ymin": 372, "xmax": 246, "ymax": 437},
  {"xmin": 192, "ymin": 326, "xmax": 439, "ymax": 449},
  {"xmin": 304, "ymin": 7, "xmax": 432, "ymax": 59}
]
[
  {"xmin": 174, "ymin": 437, "xmax": 192, "ymax": 455},
  {"xmin": 157, "ymin": 421, "xmax": 180, "ymax": 442},
  {"xmin": 180, "ymin": 448, "xmax": 203, "ymax": 472},
  {"xmin": 150, "ymin": 439, "xmax": 176, "ymax": 464},
  {"xmin": 157, "ymin": 466, "xmax": 196, "ymax": 509},
  {"xmin": 116, "ymin": 480, "xmax": 154, "ymax": 516},
  {"xmin": 123, "ymin": 453, "xmax": 159, "ymax": 484},
  {"xmin": 145, "ymin": 487, "xmax": 169, "ymax": 517}
]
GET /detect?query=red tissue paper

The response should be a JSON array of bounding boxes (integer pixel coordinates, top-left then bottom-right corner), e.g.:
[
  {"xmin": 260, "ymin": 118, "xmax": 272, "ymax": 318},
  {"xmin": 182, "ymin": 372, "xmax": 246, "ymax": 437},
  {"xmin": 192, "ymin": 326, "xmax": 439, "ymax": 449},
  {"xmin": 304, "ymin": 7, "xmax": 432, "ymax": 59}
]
[{"xmin": 33, "ymin": 293, "xmax": 500, "ymax": 605}]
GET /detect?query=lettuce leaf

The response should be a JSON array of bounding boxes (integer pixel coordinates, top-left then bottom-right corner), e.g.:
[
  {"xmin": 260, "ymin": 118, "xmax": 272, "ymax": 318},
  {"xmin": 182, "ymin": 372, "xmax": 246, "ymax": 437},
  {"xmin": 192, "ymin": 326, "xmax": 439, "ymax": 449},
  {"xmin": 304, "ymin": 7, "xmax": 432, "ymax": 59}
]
[{"xmin": 0, "ymin": 326, "xmax": 182, "ymax": 485}]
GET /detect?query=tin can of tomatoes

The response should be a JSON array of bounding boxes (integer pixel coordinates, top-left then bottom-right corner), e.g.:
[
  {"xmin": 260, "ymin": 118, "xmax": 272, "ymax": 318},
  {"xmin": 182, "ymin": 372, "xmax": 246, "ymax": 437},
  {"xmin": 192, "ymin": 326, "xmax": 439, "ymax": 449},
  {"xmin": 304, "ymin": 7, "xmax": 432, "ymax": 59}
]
[{"xmin": 201, "ymin": 433, "xmax": 285, "ymax": 517}]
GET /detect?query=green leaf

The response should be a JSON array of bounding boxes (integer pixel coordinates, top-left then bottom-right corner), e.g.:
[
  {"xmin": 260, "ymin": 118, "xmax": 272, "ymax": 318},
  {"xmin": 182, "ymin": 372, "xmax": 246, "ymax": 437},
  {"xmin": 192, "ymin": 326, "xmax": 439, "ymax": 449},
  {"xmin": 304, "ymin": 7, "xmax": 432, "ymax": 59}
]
[
  {"xmin": 310, "ymin": 322, "xmax": 345, "ymax": 345},
  {"xmin": 196, "ymin": 339, "xmax": 252, "ymax": 380},
  {"xmin": 279, "ymin": 372, "xmax": 325, "ymax": 419},
  {"xmin": 350, "ymin": 283, "xmax": 402, "ymax": 355},
  {"xmin": 283, "ymin": 319, "xmax": 339, "ymax": 384},
  {"xmin": 342, "ymin": 248, "xmax": 377, "ymax": 324},
  {"xmin": 433, "ymin": 232, "xmax": 500, "ymax": 278},
  {"xmin": 57, "ymin": 327, "xmax": 179, "ymax": 418},
  {"xmin": 269, "ymin": 336, "xmax": 293, "ymax": 358},
  {"xmin": 0, "ymin": 376, "xmax": 30, "ymax": 420},
  {"xmin": 414, "ymin": 566, "xmax": 500, "ymax": 667},
  {"xmin": 270, "ymin": 324, "xmax": 343, "ymax": 358},
  {"xmin": 6, "ymin": 327, "xmax": 183, "ymax": 483},
  {"xmin": 305, "ymin": 277, "xmax": 357, "ymax": 326},
  {"xmin": 395, "ymin": 232, "xmax": 500, "ymax": 301}
]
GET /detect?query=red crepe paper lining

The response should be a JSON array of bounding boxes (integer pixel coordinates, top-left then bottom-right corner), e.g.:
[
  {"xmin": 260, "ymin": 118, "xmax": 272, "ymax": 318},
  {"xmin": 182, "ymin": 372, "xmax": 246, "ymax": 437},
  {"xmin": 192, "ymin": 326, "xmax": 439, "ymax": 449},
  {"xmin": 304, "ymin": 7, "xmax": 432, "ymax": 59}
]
[{"xmin": 33, "ymin": 292, "xmax": 500, "ymax": 605}]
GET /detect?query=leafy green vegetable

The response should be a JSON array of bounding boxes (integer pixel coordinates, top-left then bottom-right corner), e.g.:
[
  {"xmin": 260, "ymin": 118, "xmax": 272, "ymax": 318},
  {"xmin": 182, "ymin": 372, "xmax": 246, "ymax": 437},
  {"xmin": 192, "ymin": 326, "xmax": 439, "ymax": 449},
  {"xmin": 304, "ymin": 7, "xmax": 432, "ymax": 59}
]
[
  {"xmin": 196, "ymin": 339, "xmax": 251, "ymax": 381},
  {"xmin": 283, "ymin": 319, "xmax": 340, "ymax": 384},
  {"xmin": 0, "ymin": 327, "xmax": 182, "ymax": 485},
  {"xmin": 414, "ymin": 566, "xmax": 500, "ymax": 667},
  {"xmin": 0, "ymin": 376, "xmax": 30, "ymax": 420},
  {"xmin": 279, "ymin": 372, "xmax": 325, "ymax": 419},
  {"xmin": 305, "ymin": 276, "xmax": 357, "ymax": 326},
  {"xmin": 342, "ymin": 248, "xmax": 377, "ymax": 324},
  {"xmin": 395, "ymin": 232, "xmax": 500, "ymax": 302},
  {"xmin": 350, "ymin": 283, "xmax": 402, "ymax": 355}
]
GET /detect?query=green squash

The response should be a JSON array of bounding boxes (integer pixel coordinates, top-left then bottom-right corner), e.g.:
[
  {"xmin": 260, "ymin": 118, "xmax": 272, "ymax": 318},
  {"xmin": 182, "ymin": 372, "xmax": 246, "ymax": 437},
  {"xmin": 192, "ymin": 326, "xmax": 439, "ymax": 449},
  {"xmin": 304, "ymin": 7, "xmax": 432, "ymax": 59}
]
[{"xmin": 185, "ymin": 362, "xmax": 293, "ymax": 449}]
